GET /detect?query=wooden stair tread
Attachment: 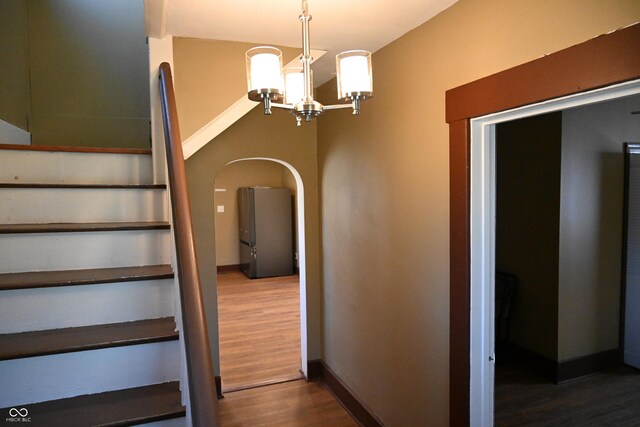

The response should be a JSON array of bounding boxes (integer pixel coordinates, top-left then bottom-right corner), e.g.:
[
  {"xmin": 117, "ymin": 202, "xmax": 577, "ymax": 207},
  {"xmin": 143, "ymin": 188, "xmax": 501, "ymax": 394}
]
[
  {"xmin": 0, "ymin": 221, "xmax": 170, "ymax": 234},
  {"xmin": 0, "ymin": 317, "xmax": 178, "ymax": 361},
  {"xmin": 0, "ymin": 265, "xmax": 174, "ymax": 291},
  {"xmin": 0, "ymin": 183, "xmax": 165, "ymax": 189},
  {"xmin": 0, "ymin": 144, "xmax": 151, "ymax": 155},
  {"xmin": 0, "ymin": 382, "xmax": 185, "ymax": 426}
]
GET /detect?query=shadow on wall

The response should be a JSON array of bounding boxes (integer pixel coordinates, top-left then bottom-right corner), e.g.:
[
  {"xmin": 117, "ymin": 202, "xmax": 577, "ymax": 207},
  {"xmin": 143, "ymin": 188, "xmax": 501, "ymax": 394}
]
[{"xmin": 595, "ymin": 151, "xmax": 624, "ymax": 339}]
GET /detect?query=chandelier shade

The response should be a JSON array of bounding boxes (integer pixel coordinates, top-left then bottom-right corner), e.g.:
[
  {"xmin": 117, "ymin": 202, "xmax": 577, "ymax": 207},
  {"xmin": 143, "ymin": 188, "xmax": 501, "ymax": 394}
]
[
  {"xmin": 336, "ymin": 50, "xmax": 373, "ymax": 100},
  {"xmin": 284, "ymin": 67, "xmax": 306, "ymax": 105},
  {"xmin": 246, "ymin": 46, "xmax": 284, "ymax": 101}
]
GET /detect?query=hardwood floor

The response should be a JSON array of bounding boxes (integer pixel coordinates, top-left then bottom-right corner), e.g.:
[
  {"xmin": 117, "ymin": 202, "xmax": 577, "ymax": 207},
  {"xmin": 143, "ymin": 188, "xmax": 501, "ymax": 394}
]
[
  {"xmin": 219, "ymin": 379, "xmax": 358, "ymax": 427},
  {"xmin": 217, "ymin": 270, "xmax": 302, "ymax": 391},
  {"xmin": 495, "ymin": 358, "xmax": 640, "ymax": 426}
]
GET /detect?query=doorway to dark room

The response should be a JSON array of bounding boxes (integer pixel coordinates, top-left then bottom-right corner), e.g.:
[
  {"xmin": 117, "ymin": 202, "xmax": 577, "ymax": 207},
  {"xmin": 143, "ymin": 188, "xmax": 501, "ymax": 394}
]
[{"xmin": 492, "ymin": 95, "xmax": 640, "ymax": 425}]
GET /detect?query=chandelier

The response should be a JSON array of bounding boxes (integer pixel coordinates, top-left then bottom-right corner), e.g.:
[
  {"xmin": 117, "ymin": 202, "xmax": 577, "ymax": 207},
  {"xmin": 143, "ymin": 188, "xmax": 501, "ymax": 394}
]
[{"xmin": 245, "ymin": 0, "xmax": 373, "ymax": 126}]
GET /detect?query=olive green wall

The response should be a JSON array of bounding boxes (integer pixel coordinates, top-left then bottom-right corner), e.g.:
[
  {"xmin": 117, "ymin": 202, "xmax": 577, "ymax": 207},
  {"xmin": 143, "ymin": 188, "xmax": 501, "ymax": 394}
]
[
  {"xmin": 0, "ymin": 0, "xmax": 30, "ymax": 132},
  {"xmin": 0, "ymin": 0, "xmax": 150, "ymax": 148},
  {"xmin": 316, "ymin": 0, "xmax": 640, "ymax": 425},
  {"xmin": 29, "ymin": 0, "xmax": 150, "ymax": 148}
]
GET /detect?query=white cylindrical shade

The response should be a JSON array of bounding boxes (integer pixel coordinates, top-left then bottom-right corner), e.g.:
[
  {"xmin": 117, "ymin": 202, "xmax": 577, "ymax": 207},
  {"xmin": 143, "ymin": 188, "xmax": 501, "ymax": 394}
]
[
  {"xmin": 336, "ymin": 50, "xmax": 373, "ymax": 100},
  {"xmin": 246, "ymin": 46, "xmax": 283, "ymax": 93},
  {"xmin": 284, "ymin": 67, "xmax": 306, "ymax": 105}
]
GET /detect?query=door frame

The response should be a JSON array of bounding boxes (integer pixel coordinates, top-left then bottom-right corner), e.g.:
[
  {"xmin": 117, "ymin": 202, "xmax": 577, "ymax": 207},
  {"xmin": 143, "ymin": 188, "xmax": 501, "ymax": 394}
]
[
  {"xmin": 622, "ymin": 143, "xmax": 640, "ymax": 368},
  {"xmin": 446, "ymin": 23, "xmax": 640, "ymax": 427}
]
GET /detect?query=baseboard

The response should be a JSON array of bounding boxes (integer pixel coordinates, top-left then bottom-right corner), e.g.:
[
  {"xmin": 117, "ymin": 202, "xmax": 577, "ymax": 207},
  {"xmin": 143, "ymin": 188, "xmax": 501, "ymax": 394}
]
[
  {"xmin": 307, "ymin": 359, "xmax": 324, "ymax": 380},
  {"xmin": 308, "ymin": 360, "xmax": 384, "ymax": 427},
  {"xmin": 215, "ymin": 376, "xmax": 224, "ymax": 399},
  {"xmin": 217, "ymin": 264, "xmax": 241, "ymax": 273},
  {"xmin": 557, "ymin": 349, "xmax": 621, "ymax": 383},
  {"xmin": 499, "ymin": 343, "xmax": 621, "ymax": 383},
  {"xmin": 498, "ymin": 342, "xmax": 558, "ymax": 382}
]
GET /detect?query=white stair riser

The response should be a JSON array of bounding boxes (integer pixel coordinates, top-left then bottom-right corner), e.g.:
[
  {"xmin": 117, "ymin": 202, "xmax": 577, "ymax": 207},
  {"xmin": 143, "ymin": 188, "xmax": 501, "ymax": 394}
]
[
  {"xmin": 0, "ymin": 341, "xmax": 180, "ymax": 407},
  {"xmin": 0, "ymin": 150, "xmax": 153, "ymax": 185},
  {"xmin": 0, "ymin": 188, "xmax": 167, "ymax": 224},
  {"xmin": 0, "ymin": 230, "xmax": 171, "ymax": 273},
  {"xmin": 0, "ymin": 279, "xmax": 175, "ymax": 334}
]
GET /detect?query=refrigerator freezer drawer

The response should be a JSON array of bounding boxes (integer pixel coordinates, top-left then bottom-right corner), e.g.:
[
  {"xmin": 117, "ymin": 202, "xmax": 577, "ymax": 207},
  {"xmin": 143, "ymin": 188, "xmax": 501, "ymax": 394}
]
[{"xmin": 239, "ymin": 242, "xmax": 256, "ymax": 279}]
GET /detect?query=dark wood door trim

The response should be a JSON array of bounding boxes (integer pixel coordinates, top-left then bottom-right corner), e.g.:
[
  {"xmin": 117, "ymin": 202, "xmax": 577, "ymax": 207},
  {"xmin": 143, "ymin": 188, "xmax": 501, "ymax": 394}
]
[
  {"xmin": 446, "ymin": 24, "xmax": 640, "ymax": 123},
  {"xmin": 446, "ymin": 23, "xmax": 640, "ymax": 427},
  {"xmin": 449, "ymin": 119, "xmax": 471, "ymax": 427}
]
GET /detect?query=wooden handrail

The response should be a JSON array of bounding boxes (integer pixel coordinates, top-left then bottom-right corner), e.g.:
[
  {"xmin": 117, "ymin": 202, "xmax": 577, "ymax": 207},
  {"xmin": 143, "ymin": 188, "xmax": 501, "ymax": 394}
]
[{"xmin": 158, "ymin": 62, "xmax": 220, "ymax": 427}]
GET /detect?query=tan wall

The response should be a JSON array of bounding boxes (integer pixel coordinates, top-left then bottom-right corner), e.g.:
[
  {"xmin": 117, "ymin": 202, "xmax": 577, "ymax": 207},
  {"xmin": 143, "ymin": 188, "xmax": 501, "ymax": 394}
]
[
  {"xmin": 27, "ymin": 0, "xmax": 150, "ymax": 147},
  {"xmin": 495, "ymin": 113, "xmax": 562, "ymax": 361},
  {"xmin": 0, "ymin": 0, "xmax": 30, "ymax": 131},
  {"xmin": 558, "ymin": 95, "xmax": 640, "ymax": 361},
  {"xmin": 316, "ymin": 0, "xmax": 640, "ymax": 425},
  {"xmin": 214, "ymin": 160, "xmax": 295, "ymax": 267},
  {"xmin": 173, "ymin": 38, "xmax": 300, "ymax": 139}
]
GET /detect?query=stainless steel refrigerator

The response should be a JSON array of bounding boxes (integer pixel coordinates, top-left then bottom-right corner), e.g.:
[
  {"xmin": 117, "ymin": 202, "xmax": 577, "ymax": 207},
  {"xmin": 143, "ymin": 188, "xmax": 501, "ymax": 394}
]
[{"xmin": 238, "ymin": 187, "xmax": 294, "ymax": 278}]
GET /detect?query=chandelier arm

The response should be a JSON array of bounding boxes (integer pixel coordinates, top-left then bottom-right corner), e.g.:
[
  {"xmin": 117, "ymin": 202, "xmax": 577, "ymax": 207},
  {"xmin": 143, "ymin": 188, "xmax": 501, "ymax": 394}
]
[
  {"xmin": 269, "ymin": 102, "xmax": 295, "ymax": 111},
  {"xmin": 322, "ymin": 103, "xmax": 354, "ymax": 111}
]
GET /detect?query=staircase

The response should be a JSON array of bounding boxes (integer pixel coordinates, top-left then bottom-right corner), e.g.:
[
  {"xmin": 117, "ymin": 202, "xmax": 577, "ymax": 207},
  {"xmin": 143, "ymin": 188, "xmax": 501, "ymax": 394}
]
[{"xmin": 0, "ymin": 145, "xmax": 187, "ymax": 426}]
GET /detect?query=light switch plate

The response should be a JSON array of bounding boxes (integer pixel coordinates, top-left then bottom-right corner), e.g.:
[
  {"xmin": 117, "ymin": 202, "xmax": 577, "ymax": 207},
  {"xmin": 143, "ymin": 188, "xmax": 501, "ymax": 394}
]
[{"xmin": 217, "ymin": 205, "xmax": 225, "ymax": 213}]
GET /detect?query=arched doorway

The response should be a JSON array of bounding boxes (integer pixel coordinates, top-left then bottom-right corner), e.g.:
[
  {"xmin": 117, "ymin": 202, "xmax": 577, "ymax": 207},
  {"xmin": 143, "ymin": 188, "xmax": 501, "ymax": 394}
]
[{"xmin": 213, "ymin": 158, "xmax": 309, "ymax": 393}]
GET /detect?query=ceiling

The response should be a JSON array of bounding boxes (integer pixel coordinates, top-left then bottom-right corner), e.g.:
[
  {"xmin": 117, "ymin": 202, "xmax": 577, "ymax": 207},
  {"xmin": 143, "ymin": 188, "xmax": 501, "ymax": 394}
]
[{"xmin": 153, "ymin": 0, "xmax": 458, "ymax": 85}]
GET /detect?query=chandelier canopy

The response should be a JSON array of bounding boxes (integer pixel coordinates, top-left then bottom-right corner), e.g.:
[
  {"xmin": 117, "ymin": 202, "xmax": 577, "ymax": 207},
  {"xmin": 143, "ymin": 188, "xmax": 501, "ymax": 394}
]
[{"xmin": 245, "ymin": 0, "xmax": 373, "ymax": 125}]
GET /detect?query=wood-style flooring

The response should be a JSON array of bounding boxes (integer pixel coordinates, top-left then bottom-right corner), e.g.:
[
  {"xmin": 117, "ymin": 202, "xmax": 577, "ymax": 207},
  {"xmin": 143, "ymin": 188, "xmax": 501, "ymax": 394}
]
[
  {"xmin": 219, "ymin": 379, "xmax": 358, "ymax": 427},
  {"xmin": 495, "ymin": 358, "xmax": 640, "ymax": 426},
  {"xmin": 217, "ymin": 271, "xmax": 357, "ymax": 426},
  {"xmin": 217, "ymin": 270, "xmax": 302, "ymax": 391}
]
